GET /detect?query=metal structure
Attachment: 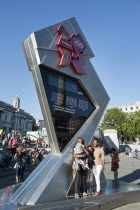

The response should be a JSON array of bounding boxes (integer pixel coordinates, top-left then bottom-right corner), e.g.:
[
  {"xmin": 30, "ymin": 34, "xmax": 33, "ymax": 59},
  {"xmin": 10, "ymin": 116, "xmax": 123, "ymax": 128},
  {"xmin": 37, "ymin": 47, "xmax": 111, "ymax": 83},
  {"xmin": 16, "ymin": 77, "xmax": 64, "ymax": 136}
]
[
  {"xmin": 11, "ymin": 17, "xmax": 110, "ymax": 206},
  {"xmin": 3, "ymin": 181, "xmax": 140, "ymax": 210}
]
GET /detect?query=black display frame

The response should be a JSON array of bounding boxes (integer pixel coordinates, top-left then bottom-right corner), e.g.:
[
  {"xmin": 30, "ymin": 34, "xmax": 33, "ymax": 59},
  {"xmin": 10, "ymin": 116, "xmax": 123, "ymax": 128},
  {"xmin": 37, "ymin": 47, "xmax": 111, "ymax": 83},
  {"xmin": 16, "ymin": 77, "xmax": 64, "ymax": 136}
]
[{"xmin": 40, "ymin": 65, "xmax": 96, "ymax": 151}]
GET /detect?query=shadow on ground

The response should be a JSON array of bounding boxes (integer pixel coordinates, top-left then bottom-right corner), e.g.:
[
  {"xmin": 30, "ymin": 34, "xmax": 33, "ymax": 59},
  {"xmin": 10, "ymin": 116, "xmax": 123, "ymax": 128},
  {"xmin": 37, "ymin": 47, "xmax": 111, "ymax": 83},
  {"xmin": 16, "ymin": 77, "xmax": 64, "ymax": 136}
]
[{"xmin": 118, "ymin": 169, "xmax": 140, "ymax": 184}]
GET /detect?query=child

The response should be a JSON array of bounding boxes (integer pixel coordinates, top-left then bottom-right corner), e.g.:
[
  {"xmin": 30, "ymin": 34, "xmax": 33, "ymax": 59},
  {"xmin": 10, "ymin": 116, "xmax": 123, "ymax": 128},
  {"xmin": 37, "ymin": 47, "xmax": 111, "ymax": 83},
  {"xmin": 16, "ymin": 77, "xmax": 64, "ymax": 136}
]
[
  {"xmin": 86, "ymin": 145, "xmax": 94, "ymax": 194},
  {"xmin": 74, "ymin": 138, "xmax": 89, "ymax": 169}
]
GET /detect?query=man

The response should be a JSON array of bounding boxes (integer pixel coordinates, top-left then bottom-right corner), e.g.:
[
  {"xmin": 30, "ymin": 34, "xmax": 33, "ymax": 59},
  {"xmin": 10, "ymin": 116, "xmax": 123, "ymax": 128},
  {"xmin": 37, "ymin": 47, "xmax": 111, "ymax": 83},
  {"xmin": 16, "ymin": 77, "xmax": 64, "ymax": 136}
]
[
  {"xmin": 22, "ymin": 137, "xmax": 26, "ymax": 146},
  {"xmin": 25, "ymin": 136, "xmax": 31, "ymax": 146},
  {"xmin": 3, "ymin": 149, "xmax": 13, "ymax": 168},
  {"xmin": 0, "ymin": 152, "xmax": 7, "ymax": 170},
  {"xmin": 125, "ymin": 147, "xmax": 129, "ymax": 158},
  {"xmin": 135, "ymin": 148, "xmax": 139, "ymax": 160},
  {"xmin": 29, "ymin": 147, "xmax": 39, "ymax": 173},
  {"xmin": 10, "ymin": 130, "xmax": 14, "ymax": 138}
]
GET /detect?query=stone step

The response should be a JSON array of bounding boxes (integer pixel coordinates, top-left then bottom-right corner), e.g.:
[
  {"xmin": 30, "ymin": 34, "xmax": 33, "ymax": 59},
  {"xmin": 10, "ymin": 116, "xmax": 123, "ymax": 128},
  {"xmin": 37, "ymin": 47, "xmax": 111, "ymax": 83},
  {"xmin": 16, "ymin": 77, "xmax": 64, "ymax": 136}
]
[{"xmin": 15, "ymin": 195, "xmax": 125, "ymax": 210}]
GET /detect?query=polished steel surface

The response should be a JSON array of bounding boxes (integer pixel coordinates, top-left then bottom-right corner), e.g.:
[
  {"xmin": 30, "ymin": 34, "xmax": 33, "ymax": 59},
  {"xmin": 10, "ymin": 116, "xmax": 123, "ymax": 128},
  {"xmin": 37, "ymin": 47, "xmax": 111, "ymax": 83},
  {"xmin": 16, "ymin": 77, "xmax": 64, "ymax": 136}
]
[
  {"xmin": 0, "ymin": 184, "xmax": 20, "ymax": 210},
  {"xmin": 11, "ymin": 17, "xmax": 110, "ymax": 205},
  {"xmin": 2, "ymin": 180, "xmax": 140, "ymax": 210}
]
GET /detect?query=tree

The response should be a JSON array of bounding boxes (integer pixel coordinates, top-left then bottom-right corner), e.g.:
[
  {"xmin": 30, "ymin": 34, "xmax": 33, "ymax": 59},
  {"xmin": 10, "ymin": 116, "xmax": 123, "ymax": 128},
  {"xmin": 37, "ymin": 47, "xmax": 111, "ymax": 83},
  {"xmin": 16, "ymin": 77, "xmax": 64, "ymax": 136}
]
[
  {"xmin": 32, "ymin": 118, "xmax": 39, "ymax": 131},
  {"xmin": 129, "ymin": 111, "xmax": 140, "ymax": 138},
  {"xmin": 101, "ymin": 108, "xmax": 127, "ymax": 138},
  {"xmin": 101, "ymin": 108, "xmax": 140, "ymax": 143}
]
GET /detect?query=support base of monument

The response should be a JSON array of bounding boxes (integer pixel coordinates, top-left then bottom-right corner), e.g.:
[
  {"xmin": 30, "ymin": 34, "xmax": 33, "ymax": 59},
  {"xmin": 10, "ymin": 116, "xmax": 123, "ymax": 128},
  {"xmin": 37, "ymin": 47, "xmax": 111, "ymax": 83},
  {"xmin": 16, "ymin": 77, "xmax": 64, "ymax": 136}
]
[{"xmin": 1, "ymin": 180, "xmax": 140, "ymax": 210}]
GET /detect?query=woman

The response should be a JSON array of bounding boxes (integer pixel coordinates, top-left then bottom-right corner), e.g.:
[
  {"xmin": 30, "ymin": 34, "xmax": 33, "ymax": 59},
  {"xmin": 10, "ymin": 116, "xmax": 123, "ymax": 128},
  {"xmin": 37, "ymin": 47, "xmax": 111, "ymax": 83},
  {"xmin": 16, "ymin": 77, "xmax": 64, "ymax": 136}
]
[
  {"xmin": 73, "ymin": 137, "xmax": 87, "ymax": 198},
  {"xmin": 86, "ymin": 145, "xmax": 94, "ymax": 194},
  {"xmin": 11, "ymin": 136, "xmax": 18, "ymax": 155},
  {"xmin": 111, "ymin": 148, "xmax": 119, "ymax": 180},
  {"xmin": 92, "ymin": 139, "xmax": 105, "ymax": 196},
  {"xmin": 14, "ymin": 146, "xmax": 26, "ymax": 183}
]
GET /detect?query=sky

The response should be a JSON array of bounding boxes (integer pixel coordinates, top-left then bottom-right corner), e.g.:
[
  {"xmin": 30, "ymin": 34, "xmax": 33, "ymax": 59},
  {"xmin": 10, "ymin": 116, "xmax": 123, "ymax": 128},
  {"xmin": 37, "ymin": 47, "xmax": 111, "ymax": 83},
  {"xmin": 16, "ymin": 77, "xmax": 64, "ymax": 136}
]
[{"xmin": 0, "ymin": 0, "xmax": 140, "ymax": 119}]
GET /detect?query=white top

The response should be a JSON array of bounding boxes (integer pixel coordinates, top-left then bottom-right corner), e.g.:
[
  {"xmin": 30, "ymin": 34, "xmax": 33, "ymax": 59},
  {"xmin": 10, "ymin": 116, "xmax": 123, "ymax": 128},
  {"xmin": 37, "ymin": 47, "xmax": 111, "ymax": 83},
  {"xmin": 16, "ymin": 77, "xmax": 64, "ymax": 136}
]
[{"xmin": 74, "ymin": 143, "xmax": 85, "ymax": 154}]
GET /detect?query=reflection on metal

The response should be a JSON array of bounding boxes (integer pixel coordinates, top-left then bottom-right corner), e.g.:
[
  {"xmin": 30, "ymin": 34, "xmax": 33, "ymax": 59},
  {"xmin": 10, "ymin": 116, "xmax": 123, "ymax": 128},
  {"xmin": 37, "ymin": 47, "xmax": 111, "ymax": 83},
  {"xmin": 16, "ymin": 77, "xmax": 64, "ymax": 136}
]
[
  {"xmin": 2, "ymin": 180, "xmax": 140, "ymax": 209},
  {"xmin": 10, "ymin": 17, "xmax": 110, "ymax": 205}
]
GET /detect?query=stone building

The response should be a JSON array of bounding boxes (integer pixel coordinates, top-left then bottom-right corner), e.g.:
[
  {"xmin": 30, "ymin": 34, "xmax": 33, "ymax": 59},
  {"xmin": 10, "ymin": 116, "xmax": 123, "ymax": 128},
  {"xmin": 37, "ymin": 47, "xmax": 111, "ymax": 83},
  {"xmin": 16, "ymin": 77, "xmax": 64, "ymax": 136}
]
[
  {"xmin": 0, "ymin": 96, "xmax": 33, "ymax": 135},
  {"xmin": 117, "ymin": 101, "xmax": 140, "ymax": 113}
]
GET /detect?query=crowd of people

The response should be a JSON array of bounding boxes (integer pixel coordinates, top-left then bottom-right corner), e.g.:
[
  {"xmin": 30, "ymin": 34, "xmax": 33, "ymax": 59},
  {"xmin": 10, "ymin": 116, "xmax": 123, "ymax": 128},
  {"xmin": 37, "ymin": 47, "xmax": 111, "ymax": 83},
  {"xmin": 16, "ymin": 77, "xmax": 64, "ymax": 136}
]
[
  {"xmin": 73, "ymin": 137, "xmax": 119, "ymax": 198},
  {"xmin": 14, "ymin": 146, "xmax": 46, "ymax": 183},
  {"xmin": 0, "ymin": 130, "xmax": 50, "ymax": 183}
]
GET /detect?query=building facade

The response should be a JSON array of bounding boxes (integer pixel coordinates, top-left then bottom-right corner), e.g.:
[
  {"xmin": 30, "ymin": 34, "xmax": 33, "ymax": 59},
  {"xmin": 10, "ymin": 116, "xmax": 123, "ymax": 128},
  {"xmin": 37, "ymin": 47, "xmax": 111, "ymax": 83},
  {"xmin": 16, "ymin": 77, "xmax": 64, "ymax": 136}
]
[
  {"xmin": 0, "ymin": 96, "xmax": 33, "ymax": 135},
  {"xmin": 36, "ymin": 119, "xmax": 45, "ymax": 131},
  {"xmin": 117, "ymin": 101, "xmax": 140, "ymax": 113}
]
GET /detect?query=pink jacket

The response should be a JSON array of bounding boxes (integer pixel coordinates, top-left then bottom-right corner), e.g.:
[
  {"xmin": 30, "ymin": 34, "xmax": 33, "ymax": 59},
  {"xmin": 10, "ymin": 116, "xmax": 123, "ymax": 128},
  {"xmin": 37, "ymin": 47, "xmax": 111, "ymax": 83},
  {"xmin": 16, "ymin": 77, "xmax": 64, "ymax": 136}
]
[{"xmin": 11, "ymin": 139, "xmax": 18, "ymax": 148}]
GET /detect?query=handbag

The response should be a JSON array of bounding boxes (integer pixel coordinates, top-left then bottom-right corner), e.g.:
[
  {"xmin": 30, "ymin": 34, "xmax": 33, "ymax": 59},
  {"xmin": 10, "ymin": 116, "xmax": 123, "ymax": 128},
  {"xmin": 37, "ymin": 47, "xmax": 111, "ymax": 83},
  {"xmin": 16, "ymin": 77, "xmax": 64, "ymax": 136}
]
[
  {"xmin": 14, "ymin": 162, "xmax": 17, "ymax": 169},
  {"xmin": 72, "ymin": 159, "xmax": 80, "ymax": 171}
]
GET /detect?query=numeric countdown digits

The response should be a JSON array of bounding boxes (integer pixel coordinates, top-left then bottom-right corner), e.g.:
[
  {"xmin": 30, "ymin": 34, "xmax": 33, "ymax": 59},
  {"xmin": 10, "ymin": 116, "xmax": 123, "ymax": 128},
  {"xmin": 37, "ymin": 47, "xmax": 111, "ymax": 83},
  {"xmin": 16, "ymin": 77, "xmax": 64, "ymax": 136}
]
[
  {"xmin": 72, "ymin": 84, "xmax": 77, "ymax": 93},
  {"xmin": 66, "ymin": 81, "xmax": 77, "ymax": 93},
  {"xmin": 51, "ymin": 92, "xmax": 88, "ymax": 111},
  {"xmin": 66, "ymin": 96, "xmax": 77, "ymax": 107},
  {"xmin": 58, "ymin": 93, "xmax": 64, "ymax": 104},
  {"xmin": 79, "ymin": 100, "xmax": 88, "ymax": 111},
  {"xmin": 51, "ymin": 92, "xmax": 64, "ymax": 104}
]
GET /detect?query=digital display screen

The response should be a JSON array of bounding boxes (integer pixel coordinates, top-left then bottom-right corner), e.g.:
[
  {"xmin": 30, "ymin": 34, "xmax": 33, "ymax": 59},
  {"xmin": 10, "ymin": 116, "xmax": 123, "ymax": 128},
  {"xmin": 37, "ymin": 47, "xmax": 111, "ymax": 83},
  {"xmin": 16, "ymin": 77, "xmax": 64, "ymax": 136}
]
[{"xmin": 40, "ymin": 68, "xmax": 96, "ymax": 151}]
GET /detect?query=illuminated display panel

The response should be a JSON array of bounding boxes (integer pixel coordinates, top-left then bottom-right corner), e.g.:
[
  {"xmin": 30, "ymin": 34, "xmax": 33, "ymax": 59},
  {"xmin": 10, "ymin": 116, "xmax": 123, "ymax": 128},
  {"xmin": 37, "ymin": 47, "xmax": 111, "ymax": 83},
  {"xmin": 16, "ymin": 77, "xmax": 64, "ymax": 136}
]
[{"xmin": 40, "ymin": 68, "xmax": 96, "ymax": 151}]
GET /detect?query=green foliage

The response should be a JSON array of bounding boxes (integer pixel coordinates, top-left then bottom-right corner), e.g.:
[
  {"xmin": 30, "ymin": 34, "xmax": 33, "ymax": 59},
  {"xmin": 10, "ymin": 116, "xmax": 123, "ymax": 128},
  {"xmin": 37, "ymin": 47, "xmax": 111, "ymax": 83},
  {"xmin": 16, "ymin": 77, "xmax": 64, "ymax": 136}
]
[
  {"xmin": 101, "ymin": 108, "xmax": 140, "ymax": 140},
  {"xmin": 32, "ymin": 118, "xmax": 39, "ymax": 131}
]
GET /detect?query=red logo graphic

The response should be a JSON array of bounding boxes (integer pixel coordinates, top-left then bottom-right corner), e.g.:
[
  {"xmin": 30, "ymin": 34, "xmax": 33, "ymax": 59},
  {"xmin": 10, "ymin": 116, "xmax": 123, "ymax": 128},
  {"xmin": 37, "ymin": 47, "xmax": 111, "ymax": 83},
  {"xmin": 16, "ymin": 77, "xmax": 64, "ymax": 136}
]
[{"xmin": 57, "ymin": 24, "xmax": 87, "ymax": 75}]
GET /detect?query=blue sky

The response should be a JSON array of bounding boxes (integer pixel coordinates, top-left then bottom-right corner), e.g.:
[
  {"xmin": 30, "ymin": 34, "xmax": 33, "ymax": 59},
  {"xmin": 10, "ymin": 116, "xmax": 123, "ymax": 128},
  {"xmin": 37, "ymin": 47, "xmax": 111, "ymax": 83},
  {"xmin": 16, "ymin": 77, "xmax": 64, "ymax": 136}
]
[{"xmin": 0, "ymin": 0, "xmax": 140, "ymax": 119}]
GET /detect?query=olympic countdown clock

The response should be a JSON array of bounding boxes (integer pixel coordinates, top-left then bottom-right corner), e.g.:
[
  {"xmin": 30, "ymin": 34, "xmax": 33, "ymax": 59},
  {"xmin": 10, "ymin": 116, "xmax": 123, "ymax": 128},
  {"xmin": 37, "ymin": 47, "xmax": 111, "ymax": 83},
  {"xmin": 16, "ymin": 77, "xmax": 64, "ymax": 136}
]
[{"xmin": 11, "ymin": 18, "xmax": 110, "ymax": 205}]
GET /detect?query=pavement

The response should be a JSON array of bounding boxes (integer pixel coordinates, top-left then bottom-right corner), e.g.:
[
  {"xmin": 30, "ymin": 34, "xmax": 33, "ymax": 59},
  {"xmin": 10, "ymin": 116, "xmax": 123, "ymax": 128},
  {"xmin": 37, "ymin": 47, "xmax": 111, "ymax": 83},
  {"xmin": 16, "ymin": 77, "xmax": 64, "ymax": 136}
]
[
  {"xmin": 104, "ymin": 153, "xmax": 140, "ymax": 185},
  {"xmin": 104, "ymin": 153, "xmax": 140, "ymax": 210},
  {"xmin": 115, "ymin": 203, "xmax": 140, "ymax": 210}
]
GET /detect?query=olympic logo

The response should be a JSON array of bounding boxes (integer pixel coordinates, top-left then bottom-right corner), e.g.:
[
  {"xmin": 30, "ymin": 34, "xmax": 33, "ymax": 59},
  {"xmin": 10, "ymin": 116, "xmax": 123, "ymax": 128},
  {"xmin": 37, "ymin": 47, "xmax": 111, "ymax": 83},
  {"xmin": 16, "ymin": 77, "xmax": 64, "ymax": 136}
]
[{"xmin": 72, "ymin": 38, "xmax": 84, "ymax": 49}]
